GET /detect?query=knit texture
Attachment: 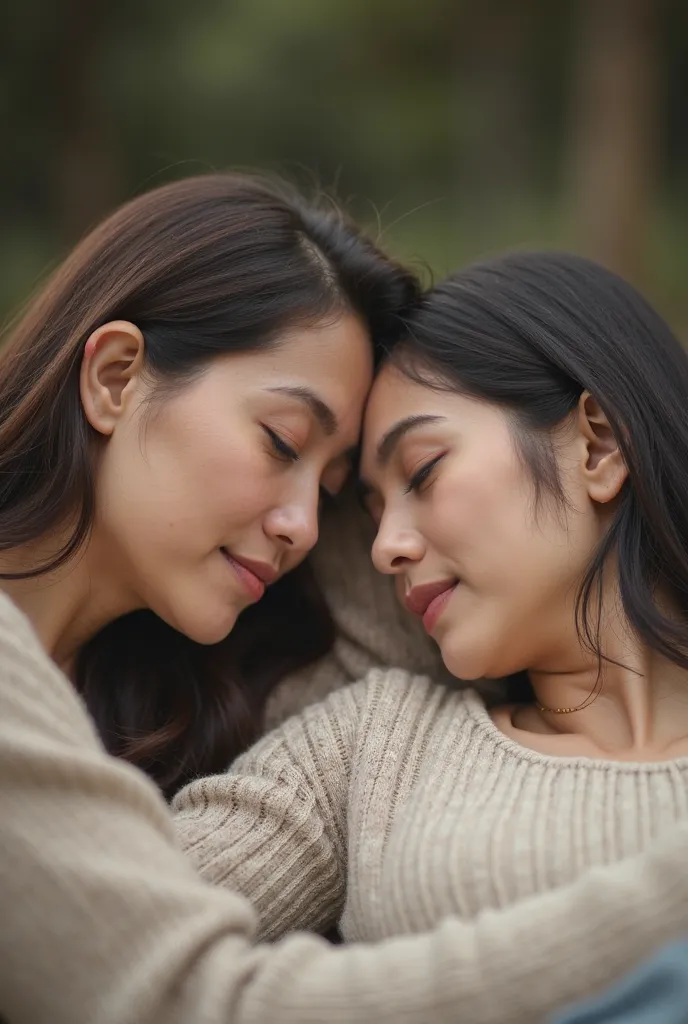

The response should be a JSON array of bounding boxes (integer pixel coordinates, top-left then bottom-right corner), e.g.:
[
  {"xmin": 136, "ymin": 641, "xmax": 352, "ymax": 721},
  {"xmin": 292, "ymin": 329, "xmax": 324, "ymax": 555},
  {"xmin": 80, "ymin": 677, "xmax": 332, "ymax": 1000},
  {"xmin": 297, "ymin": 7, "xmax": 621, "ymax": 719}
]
[
  {"xmin": 3, "ymin": 596, "xmax": 688, "ymax": 1022},
  {"xmin": 175, "ymin": 669, "xmax": 688, "ymax": 943}
]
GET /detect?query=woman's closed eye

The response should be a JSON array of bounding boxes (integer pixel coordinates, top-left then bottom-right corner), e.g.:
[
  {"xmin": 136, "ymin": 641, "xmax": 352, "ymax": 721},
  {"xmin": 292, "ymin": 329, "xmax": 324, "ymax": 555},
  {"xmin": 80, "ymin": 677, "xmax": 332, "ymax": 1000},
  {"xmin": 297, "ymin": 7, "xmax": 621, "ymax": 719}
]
[
  {"xmin": 263, "ymin": 425, "xmax": 300, "ymax": 463},
  {"xmin": 404, "ymin": 453, "xmax": 445, "ymax": 494},
  {"xmin": 264, "ymin": 425, "xmax": 337, "ymax": 511}
]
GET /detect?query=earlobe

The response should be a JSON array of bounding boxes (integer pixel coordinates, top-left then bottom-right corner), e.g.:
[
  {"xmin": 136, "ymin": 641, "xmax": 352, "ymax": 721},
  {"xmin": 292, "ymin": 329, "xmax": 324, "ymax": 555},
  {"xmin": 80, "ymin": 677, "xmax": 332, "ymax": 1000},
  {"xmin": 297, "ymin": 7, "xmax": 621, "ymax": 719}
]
[
  {"xmin": 80, "ymin": 321, "xmax": 145, "ymax": 436},
  {"xmin": 577, "ymin": 391, "xmax": 628, "ymax": 504}
]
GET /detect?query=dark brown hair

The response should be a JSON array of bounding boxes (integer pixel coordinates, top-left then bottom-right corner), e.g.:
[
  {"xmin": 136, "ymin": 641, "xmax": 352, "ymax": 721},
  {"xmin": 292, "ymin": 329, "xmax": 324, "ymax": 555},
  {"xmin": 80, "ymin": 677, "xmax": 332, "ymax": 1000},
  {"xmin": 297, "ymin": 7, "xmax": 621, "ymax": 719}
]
[{"xmin": 0, "ymin": 173, "xmax": 418, "ymax": 796}]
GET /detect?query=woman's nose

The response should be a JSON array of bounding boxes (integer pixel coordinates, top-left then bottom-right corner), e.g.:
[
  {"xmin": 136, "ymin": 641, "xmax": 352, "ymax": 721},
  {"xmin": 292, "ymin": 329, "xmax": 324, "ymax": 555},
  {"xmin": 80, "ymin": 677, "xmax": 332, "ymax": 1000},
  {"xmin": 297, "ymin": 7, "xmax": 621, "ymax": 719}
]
[
  {"xmin": 371, "ymin": 513, "xmax": 425, "ymax": 575},
  {"xmin": 263, "ymin": 499, "xmax": 319, "ymax": 559}
]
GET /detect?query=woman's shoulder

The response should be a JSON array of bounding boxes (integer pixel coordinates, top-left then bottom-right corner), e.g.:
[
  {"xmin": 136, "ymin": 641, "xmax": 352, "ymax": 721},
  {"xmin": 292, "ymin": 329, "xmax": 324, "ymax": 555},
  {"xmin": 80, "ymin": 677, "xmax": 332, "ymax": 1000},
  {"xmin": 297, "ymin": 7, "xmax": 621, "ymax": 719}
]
[
  {"xmin": 300, "ymin": 666, "xmax": 484, "ymax": 743},
  {"xmin": 261, "ymin": 666, "xmax": 478, "ymax": 748}
]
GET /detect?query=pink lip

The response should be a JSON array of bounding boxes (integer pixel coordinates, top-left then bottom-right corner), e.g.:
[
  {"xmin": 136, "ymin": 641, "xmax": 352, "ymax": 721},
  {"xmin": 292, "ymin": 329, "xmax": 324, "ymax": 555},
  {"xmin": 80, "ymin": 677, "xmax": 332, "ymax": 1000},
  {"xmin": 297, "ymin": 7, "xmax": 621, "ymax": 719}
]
[
  {"xmin": 221, "ymin": 550, "xmax": 279, "ymax": 602},
  {"xmin": 404, "ymin": 579, "xmax": 458, "ymax": 634}
]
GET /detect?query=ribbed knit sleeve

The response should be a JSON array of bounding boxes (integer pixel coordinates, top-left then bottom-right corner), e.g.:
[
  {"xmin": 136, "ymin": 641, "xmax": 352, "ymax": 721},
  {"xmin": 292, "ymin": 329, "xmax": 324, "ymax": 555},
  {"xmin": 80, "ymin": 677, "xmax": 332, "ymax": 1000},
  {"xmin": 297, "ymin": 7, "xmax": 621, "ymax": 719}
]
[{"xmin": 174, "ymin": 682, "xmax": 365, "ymax": 938}]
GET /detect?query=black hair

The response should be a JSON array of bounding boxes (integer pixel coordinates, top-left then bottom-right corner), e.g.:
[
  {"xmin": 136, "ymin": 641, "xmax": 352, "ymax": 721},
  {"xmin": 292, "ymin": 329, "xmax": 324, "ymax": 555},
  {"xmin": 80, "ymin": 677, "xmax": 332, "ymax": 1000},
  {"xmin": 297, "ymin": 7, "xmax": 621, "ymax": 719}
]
[{"xmin": 394, "ymin": 251, "xmax": 688, "ymax": 690}]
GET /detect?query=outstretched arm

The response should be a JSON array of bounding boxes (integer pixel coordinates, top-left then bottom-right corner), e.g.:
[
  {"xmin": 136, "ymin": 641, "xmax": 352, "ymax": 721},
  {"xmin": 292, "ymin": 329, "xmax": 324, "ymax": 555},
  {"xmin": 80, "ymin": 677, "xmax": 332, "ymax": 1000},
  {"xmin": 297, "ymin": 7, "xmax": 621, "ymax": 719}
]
[{"xmin": 174, "ymin": 681, "xmax": 364, "ymax": 939}]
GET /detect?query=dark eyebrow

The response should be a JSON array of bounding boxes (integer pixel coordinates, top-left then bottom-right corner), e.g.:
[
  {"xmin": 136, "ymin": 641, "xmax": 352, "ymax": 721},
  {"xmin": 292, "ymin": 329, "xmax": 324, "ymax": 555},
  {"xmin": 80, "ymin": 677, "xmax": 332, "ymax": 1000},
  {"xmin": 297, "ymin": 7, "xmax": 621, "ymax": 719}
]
[
  {"xmin": 375, "ymin": 414, "xmax": 445, "ymax": 467},
  {"xmin": 267, "ymin": 385, "xmax": 338, "ymax": 436}
]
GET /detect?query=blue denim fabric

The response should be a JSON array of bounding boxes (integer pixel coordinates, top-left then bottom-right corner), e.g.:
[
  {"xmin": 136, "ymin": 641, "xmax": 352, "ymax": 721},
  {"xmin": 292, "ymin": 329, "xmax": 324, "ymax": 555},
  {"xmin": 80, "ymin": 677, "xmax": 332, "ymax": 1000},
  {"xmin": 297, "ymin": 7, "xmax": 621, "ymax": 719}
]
[{"xmin": 553, "ymin": 939, "xmax": 688, "ymax": 1024}]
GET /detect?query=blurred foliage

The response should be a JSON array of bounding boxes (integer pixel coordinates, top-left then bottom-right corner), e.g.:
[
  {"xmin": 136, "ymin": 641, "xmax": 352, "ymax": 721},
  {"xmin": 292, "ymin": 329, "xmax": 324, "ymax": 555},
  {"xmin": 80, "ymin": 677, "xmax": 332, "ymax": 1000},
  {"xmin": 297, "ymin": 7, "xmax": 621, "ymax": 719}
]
[{"xmin": 1, "ymin": 0, "xmax": 687, "ymax": 329}]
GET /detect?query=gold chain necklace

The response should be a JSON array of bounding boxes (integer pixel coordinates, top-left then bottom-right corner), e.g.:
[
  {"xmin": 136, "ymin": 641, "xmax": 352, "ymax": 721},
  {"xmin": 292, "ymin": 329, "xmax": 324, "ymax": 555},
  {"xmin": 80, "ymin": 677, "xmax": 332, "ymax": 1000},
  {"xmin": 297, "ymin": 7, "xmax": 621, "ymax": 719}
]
[
  {"xmin": 536, "ymin": 702, "xmax": 585, "ymax": 714},
  {"xmin": 536, "ymin": 684, "xmax": 602, "ymax": 715}
]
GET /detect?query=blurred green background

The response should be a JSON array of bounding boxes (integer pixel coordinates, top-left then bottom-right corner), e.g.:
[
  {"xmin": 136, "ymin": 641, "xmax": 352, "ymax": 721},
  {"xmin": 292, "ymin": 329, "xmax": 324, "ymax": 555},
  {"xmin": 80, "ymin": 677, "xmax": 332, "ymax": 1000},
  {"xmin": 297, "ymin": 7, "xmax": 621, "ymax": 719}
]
[{"xmin": 2, "ymin": 0, "xmax": 686, "ymax": 330}]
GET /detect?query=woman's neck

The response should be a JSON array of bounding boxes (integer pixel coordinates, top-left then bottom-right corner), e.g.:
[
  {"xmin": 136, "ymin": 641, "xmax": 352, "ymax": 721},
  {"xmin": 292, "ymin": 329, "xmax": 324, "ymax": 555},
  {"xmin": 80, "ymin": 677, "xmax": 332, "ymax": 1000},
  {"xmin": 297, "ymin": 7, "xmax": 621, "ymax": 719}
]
[
  {"xmin": 522, "ymin": 595, "xmax": 688, "ymax": 757},
  {"xmin": 528, "ymin": 654, "xmax": 688, "ymax": 754},
  {"xmin": 0, "ymin": 533, "xmax": 140, "ymax": 672}
]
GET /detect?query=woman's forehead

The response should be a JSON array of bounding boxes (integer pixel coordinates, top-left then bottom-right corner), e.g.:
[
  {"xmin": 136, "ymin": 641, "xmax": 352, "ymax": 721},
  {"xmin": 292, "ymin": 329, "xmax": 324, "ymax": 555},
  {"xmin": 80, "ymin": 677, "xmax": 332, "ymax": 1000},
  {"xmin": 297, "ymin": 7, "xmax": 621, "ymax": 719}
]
[
  {"xmin": 360, "ymin": 366, "xmax": 439, "ymax": 480},
  {"xmin": 364, "ymin": 364, "xmax": 441, "ymax": 438}
]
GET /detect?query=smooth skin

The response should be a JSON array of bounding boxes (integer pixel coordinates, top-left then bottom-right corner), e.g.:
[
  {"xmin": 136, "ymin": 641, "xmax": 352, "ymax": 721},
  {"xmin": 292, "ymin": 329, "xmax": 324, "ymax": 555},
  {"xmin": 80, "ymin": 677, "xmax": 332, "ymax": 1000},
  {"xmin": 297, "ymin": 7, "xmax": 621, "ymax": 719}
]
[{"xmin": 1, "ymin": 314, "xmax": 372, "ymax": 672}]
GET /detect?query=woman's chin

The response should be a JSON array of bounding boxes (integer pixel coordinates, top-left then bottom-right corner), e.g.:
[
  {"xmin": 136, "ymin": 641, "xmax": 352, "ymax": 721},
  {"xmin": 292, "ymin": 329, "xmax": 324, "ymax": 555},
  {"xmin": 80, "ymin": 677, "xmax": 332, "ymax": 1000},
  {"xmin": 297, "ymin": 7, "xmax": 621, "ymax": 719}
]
[
  {"xmin": 161, "ymin": 604, "xmax": 241, "ymax": 647},
  {"xmin": 439, "ymin": 637, "xmax": 492, "ymax": 682}
]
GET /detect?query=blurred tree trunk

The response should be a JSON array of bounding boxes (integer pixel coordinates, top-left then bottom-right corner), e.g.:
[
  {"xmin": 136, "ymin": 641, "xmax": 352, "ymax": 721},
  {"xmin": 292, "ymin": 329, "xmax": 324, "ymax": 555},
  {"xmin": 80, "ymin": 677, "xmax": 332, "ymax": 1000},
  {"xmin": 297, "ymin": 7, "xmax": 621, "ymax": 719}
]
[
  {"xmin": 454, "ymin": 1, "xmax": 535, "ymax": 210},
  {"xmin": 567, "ymin": 0, "xmax": 662, "ymax": 285},
  {"xmin": 50, "ymin": 0, "xmax": 118, "ymax": 243}
]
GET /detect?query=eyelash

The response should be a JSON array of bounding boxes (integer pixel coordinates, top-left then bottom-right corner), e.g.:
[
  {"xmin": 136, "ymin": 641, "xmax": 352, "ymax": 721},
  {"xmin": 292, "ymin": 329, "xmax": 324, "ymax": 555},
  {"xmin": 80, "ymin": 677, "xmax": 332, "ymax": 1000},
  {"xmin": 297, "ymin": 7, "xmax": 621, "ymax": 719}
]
[
  {"xmin": 264, "ymin": 426, "xmax": 299, "ymax": 463},
  {"xmin": 264, "ymin": 426, "xmax": 333, "ymax": 508},
  {"xmin": 404, "ymin": 454, "xmax": 445, "ymax": 494}
]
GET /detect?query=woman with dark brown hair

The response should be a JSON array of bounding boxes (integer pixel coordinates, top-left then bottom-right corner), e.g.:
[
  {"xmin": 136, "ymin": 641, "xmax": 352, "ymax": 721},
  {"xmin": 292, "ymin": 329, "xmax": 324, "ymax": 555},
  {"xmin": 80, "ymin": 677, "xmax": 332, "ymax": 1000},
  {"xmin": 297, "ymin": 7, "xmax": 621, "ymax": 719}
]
[{"xmin": 0, "ymin": 172, "xmax": 419, "ymax": 797}]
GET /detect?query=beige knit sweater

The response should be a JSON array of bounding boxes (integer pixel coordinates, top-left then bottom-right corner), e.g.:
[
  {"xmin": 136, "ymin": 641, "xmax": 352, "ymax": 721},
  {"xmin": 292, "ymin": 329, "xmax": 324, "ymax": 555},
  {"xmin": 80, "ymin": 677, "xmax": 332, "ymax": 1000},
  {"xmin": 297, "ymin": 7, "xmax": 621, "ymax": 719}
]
[
  {"xmin": 2, "ymin": 592, "xmax": 688, "ymax": 1022},
  {"xmin": 175, "ymin": 669, "xmax": 688, "ymax": 945}
]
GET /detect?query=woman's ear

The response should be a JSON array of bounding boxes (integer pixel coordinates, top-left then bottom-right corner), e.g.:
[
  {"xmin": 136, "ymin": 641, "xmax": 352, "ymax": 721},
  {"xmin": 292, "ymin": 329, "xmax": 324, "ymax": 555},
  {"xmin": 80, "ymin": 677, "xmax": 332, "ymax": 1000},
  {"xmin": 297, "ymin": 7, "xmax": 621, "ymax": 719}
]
[
  {"xmin": 79, "ymin": 321, "xmax": 145, "ymax": 436},
  {"xmin": 576, "ymin": 391, "xmax": 628, "ymax": 503}
]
